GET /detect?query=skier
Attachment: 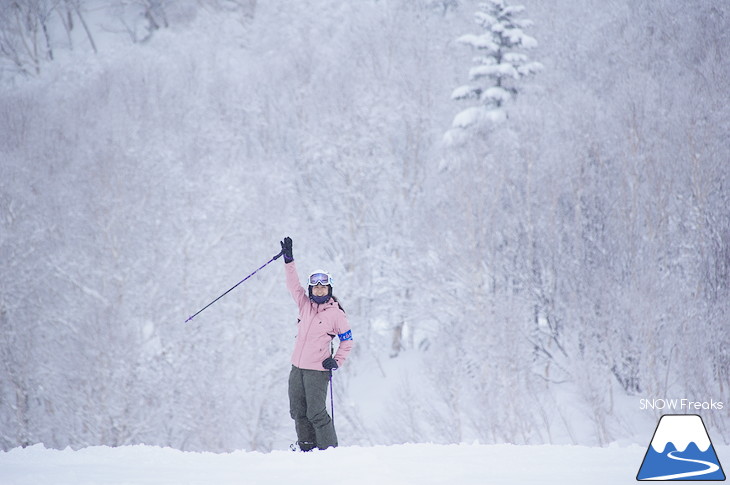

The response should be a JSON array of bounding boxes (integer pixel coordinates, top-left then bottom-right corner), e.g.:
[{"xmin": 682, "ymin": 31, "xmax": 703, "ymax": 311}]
[{"xmin": 279, "ymin": 237, "xmax": 353, "ymax": 451}]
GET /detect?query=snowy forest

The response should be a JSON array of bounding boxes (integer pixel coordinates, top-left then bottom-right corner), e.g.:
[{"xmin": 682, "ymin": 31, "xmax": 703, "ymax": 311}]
[{"xmin": 1, "ymin": 0, "xmax": 728, "ymax": 453}]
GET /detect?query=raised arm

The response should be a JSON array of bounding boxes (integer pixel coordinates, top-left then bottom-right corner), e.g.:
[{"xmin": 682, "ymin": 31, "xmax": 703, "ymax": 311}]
[{"xmin": 285, "ymin": 261, "xmax": 309, "ymax": 310}]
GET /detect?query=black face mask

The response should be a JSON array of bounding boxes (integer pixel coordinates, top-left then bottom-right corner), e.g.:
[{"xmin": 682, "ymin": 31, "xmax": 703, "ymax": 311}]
[{"xmin": 311, "ymin": 294, "xmax": 331, "ymax": 304}]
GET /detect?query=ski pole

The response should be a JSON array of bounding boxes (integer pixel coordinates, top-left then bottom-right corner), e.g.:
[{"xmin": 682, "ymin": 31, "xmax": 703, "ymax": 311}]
[
  {"xmin": 330, "ymin": 341, "xmax": 335, "ymax": 425},
  {"xmin": 185, "ymin": 250, "xmax": 283, "ymax": 323}
]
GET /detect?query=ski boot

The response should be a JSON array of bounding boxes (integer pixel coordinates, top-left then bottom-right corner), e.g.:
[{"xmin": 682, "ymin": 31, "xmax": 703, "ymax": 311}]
[{"xmin": 290, "ymin": 441, "xmax": 316, "ymax": 452}]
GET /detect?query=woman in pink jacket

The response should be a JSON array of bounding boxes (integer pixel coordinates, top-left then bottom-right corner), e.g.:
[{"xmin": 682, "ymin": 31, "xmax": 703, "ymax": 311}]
[{"xmin": 280, "ymin": 237, "xmax": 353, "ymax": 451}]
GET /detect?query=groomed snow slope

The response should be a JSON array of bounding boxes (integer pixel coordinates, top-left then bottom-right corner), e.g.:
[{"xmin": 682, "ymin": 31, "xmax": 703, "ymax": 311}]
[{"xmin": 4, "ymin": 442, "xmax": 726, "ymax": 485}]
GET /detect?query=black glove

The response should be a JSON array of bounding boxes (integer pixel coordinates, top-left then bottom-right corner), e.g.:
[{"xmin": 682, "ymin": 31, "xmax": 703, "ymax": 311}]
[
  {"xmin": 322, "ymin": 357, "xmax": 338, "ymax": 370},
  {"xmin": 280, "ymin": 237, "xmax": 293, "ymax": 263}
]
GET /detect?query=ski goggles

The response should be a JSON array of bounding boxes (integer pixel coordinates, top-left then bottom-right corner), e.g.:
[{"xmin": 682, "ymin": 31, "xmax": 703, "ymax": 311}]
[{"xmin": 308, "ymin": 272, "xmax": 332, "ymax": 286}]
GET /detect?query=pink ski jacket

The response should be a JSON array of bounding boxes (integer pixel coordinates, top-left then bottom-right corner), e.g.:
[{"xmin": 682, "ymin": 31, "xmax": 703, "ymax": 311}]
[{"xmin": 286, "ymin": 262, "xmax": 353, "ymax": 371}]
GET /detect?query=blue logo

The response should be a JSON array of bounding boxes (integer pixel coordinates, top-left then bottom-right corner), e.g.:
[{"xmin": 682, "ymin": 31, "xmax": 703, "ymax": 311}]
[{"xmin": 637, "ymin": 414, "xmax": 726, "ymax": 481}]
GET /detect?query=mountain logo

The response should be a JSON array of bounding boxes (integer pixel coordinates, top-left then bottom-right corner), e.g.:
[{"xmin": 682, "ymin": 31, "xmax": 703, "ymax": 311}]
[{"xmin": 637, "ymin": 414, "xmax": 726, "ymax": 481}]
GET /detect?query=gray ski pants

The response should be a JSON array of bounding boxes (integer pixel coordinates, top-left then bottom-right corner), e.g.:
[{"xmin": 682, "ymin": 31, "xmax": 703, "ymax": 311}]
[{"xmin": 288, "ymin": 365, "xmax": 338, "ymax": 450}]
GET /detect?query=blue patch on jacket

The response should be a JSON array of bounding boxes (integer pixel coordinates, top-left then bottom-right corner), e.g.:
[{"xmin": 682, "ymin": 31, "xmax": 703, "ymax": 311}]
[{"xmin": 338, "ymin": 330, "xmax": 353, "ymax": 341}]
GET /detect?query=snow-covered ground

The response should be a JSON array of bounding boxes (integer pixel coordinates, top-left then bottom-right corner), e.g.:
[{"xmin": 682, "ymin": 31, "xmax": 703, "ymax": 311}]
[{"xmin": 3, "ymin": 442, "xmax": 726, "ymax": 485}]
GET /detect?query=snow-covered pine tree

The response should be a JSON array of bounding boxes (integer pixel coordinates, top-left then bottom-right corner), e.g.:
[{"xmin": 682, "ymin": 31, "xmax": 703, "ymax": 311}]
[{"xmin": 446, "ymin": 0, "xmax": 542, "ymax": 140}]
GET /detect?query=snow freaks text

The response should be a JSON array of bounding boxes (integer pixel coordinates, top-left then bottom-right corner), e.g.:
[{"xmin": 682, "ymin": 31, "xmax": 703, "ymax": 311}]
[{"xmin": 639, "ymin": 399, "xmax": 725, "ymax": 411}]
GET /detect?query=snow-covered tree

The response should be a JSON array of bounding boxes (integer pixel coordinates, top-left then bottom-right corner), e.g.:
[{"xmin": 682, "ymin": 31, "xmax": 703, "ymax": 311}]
[{"xmin": 447, "ymin": 0, "xmax": 542, "ymax": 139}]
